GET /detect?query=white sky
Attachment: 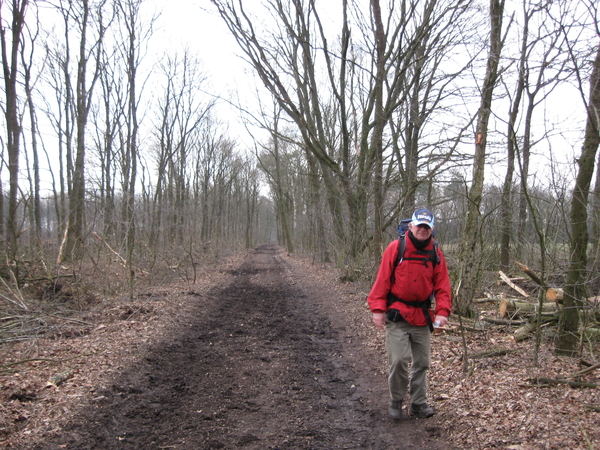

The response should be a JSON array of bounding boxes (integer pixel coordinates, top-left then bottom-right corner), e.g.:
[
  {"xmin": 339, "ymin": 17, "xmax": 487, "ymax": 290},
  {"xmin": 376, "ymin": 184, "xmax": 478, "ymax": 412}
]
[
  {"xmin": 9, "ymin": 1, "xmax": 594, "ymax": 193},
  {"xmin": 152, "ymin": 2, "xmax": 240, "ymax": 90},
  {"xmin": 147, "ymin": 1, "xmax": 588, "ymax": 178},
  {"xmin": 148, "ymin": 0, "xmax": 261, "ymax": 148}
]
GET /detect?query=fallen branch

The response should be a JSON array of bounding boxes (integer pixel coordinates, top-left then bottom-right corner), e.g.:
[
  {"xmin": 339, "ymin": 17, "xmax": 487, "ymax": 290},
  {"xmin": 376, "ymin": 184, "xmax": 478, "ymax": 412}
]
[
  {"xmin": 498, "ymin": 271, "xmax": 529, "ymax": 297},
  {"xmin": 498, "ymin": 298, "xmax": 543, "ymax": 318},
  {"xmin": 513, "ymin": 262, "xmax": 568, "ymax": 304},
  {"xmin": 25, "ymin": 274, "xmax": 76, "ymax": 283},
  {"xmin": 546, "ymin": 288, "xmax": 564, "ymax": 303},
  {"xmin": 0, "ymin": 278, "xmax": 28, "ymax": 310},
  {"xmin": 1, "ymin": 353, "xmax": 95, "ymax": 373},
  {"xmin": 514, "ymin": 321, "xmax": 538, "ymax": 342},
  {"xmin": 515, "ymin": 261, "xmax": 544, "ymax": 288},
  {"xmin": 514, "ymin": 316, "xmax": 558, "ymax": 342},
  {"xmin": 456, "ymin": 324, "xmax": 487, "ymax": 333},
  {"xmin": 571, "ymin": 362, "xmax": 600, "ymax": 378},
  {"xmin": 583, "ymin": 328, "xmax": 600, "ymax": 339},
  {"xmin": 474, "ymin": 297, "xmax": 499, "ymax": 304},
  {"xmin": 528, "ymin": 377, "xmax": 598, "ymax": 389},
  {"xmin": 93, "ymin": 231, "xmax": 127, "ymax": 266},
  {"xmin": 482, "ymin": 317, "xmax": 527, "ymax": 326},
  {"xmin": 499, "ymin": 299, "xmax": 558, "ymax": 318},
  {"xmin": 469, "ymin": 348, "xmax": 517, "ymax": 359},
  {"xmin": 48, "ymin": 368, "xmax": 73, "ymax": 387}
]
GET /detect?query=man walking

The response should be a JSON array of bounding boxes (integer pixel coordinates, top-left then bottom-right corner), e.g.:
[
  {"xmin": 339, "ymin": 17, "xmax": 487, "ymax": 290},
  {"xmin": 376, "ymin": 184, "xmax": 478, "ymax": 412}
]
[{"xmin": 368, "ymin": 208, "xmax": 452, "ymax": 419}]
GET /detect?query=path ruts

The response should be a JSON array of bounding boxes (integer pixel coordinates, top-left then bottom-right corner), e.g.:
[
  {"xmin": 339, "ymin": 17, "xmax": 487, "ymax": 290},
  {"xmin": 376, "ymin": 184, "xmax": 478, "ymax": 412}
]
[{"xmin": 31, "ymin": 244, "xmax": 452, "ymax": 449}]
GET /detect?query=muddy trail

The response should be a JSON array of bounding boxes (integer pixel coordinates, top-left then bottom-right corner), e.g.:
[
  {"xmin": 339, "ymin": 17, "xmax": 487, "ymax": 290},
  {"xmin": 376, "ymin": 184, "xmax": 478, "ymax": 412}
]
[{"xmin": 29, "ymin": 244, "xmax": 451, "ymax": 450}]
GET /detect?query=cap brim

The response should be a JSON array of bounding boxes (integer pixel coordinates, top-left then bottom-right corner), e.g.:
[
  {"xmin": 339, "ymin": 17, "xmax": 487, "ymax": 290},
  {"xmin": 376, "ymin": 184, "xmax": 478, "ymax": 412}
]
[{"xmin": 414, "ymin": 221, "xmax": 432, "ymax": 228}]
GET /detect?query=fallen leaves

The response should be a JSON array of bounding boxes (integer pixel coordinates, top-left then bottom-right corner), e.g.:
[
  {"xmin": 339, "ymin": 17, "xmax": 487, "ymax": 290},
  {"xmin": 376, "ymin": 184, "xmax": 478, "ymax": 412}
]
[{"xmin": 0, "ymin": 250, "xmax": 598, "ymax": 450}]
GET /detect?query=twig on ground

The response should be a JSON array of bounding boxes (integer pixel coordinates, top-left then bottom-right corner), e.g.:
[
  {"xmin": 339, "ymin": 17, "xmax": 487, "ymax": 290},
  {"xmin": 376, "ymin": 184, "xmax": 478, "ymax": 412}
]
[
  {"xmin": 570, "ymin": 362, "xmax": 600, "ymax": 378},
  {"xmin": 1, "ymin": 353, "xmax": 95, "ymax": 373},
  {"xmin": 482, "ymin": 317, "xmax": 526, "ymax": 326},
  {"xmin": 469, "ymin": 348, "xmax": 518, "ymax": 359},
  {"xmin": 579, "ymin": 423, "xmax": 594, "ymax": 450},
  {"xmin": 528, "ymin": 377, "xmax": 598, "ymax": 389}
]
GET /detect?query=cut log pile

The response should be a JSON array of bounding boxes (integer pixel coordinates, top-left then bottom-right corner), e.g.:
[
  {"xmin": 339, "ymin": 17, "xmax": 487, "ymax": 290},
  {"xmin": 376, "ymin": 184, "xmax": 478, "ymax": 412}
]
[{"xmin": 484, "ymin": 262, "xmax": 600, "ymax": 342}]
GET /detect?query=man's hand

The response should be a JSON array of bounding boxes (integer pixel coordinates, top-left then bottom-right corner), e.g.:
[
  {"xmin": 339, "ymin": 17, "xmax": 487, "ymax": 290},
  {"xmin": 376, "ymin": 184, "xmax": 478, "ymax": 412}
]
[
  {"xmin": 372, "ymin": 312, "xmax": 386, "ymax": 330},
  {"xmin": 434, "ymin": 315, "xmax": 448, "ymax": 327}
]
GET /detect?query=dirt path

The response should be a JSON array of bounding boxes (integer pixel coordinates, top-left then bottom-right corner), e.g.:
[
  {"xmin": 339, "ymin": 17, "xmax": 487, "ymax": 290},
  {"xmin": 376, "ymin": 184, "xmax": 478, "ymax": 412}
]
[{"xmin": 23, "ymin": 244, "xmax": 451, "ymax": 449}]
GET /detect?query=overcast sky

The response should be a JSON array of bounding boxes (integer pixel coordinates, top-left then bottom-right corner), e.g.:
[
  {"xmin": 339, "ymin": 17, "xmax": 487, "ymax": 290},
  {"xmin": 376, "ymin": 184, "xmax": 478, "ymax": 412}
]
[
  {"xmin": 147, "ymin": 1, "xmax": 585, "ymax": 171},
  {"xmin": 27, "ymin": 0, "xmax": 587, "ymax": 189},
  {"xmin": 160, "ymin": 3, "xmax": 241, "ymax": 89},
  {"xmin": 147, "ymin": 1, "xmax": 259, "ymax": 147}
]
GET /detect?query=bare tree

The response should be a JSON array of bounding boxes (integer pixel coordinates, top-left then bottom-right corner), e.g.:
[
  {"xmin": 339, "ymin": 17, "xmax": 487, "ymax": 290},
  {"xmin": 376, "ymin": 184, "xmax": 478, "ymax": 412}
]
[
  {"xmin": 499, "ymin": 2, "xmax": 528, "ymax": 271},
  {"xmin": 114, "ymin": 0, "xmax": 152, "ymax": 297},
  {"xmin": 57, "ymin": 0, "xmax": 109, "ymax": 263},
  {"xmin": 257, "ymin": 106, "xmax": 294, "ymax": 254},
  {"xmin": 592, "ymin": 148, "xmax": 600, "ymax": 256},
  {"xmin": 150, "ymin": 50, "xmax": 214, "ymax": 250},
  {"xmin": 93, "ymin": 41, "xmax": 121, "ymax": 241},
  {"xmin": 193, "ymin": 117, "xmax": 224, "ymax": 246},
  {"xmin": 456, "ymin": 0, "xmax": 507, "ymax": 314},
  {"xmin": 0, "ymin": 0, "xmax": 28, "ymax": 260},
  {"xmin": 556, "ymin": 4, "xmax": 600, "ymax": 355},
  {"xmin": 20, "ymin": 3, "xmax": 43, "ymax": 250},
  {"xmin": 500, "ymin": 1, "xmax": 569, "ymax": 270},
  {"xmin": 211, "ymin": 0, "xmax": 474, "ymax": 263},
  {"xmin": 42, "ymin": 31, "xmax": 72, "ymax": 242}
]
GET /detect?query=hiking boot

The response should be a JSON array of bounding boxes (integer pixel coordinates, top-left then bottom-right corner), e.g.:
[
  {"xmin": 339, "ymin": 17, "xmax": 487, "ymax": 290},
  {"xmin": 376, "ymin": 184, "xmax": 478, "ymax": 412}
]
[
  {"xmin": 410, "ymin": 402, "xmax": 434, "ymax": 418},
  {"xmin": 388, "ymin": 400, "xmax": 403, "ymax": 420}
]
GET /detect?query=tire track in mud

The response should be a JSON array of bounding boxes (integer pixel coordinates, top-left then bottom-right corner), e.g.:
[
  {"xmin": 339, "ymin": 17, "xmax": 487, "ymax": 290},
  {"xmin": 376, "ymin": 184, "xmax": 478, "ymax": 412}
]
[{"xmin": 31, "ymin": 244, "xmax": 451, "ymax": 449}]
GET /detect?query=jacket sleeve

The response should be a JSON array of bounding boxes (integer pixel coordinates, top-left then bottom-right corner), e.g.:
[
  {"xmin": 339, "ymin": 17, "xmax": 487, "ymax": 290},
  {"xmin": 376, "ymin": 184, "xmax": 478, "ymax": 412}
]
[
  {"xmin": 432, "ymin": 247, "xmax": 452, "ymax": 318},
  {"xmin": 367, "ymin": 241, "xmax": 398, "ymax": 313}
]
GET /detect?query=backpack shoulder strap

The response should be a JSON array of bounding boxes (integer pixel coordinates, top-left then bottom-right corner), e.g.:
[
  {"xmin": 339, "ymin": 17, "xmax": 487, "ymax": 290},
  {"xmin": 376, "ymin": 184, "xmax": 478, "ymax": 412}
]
[
  {"xmin": 390, "ymin": 233, "xmax": 406, "ymax": 285},
  {"xmin": 432, "ymin": 241, "xmax": 440, "ymax": 266},
  {"xmin": 390, "ymin": 218, "xmax": 411, "ymax": 284}
]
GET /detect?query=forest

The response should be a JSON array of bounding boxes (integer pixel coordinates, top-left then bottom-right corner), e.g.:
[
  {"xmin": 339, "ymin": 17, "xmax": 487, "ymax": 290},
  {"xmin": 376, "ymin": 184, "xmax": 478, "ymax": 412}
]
[{"xmin": 0, "ymin": 0, "xmax": 600, "ymax": 437}]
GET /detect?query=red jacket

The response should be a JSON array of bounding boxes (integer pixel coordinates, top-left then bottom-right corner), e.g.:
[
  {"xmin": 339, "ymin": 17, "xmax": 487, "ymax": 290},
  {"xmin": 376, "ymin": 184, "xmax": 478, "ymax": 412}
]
[{"xmin": 367, "ymin": 233, "xmax": 452, "ymax": 326}]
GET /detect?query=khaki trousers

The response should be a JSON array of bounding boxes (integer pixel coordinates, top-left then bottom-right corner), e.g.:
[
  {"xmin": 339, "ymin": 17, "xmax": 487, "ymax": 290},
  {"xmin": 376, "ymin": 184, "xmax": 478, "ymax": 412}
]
[{"xmin": 385, "ymin": 320, "xmax": 431, "ymax": 405}]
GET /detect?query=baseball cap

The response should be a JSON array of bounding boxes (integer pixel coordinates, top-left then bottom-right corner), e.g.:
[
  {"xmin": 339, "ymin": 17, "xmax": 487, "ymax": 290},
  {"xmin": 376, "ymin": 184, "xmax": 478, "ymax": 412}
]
[{"xmin": 412, "ymin": 208, "xmax": 434, "ymax": 228}]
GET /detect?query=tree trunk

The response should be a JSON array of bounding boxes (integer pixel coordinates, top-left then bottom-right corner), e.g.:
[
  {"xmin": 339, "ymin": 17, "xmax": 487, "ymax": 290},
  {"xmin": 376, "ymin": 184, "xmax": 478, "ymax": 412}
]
[
  {"xmin": 304, "ymin": 148, "xmax": 330, "ymax": 262},
  {"xmin": 0, "ymin": 0, "xmax": 28, "ymax": 261},
  {"xmin": 456, "ymin": 0, "xmax": 505, "ymax": 314},
  {"xmin": 371, "ymin": 0, "xmax": 385, "ymax": 255},
  {"xmin": 500, "ymin": 6, "xmax": 529, "ymax": 270},
  {"xmin": 120, "ymin": 0, "xmax": 142, "ymax": 299},
  {"xmin": 273, "ymin": 117, "xmax": 294, "ymax": 254},
  {"xmin": 22, "ymin": 29, "xmax": 42, "ymax": 246},
  {"xmin": 592, "ymin": 149, "xmax": 600, "ymax": 258},
  {"xmin": 556, "ymin": 44, "xmax": 600, "ymax": 356},
  {"xmin": 58, "ymin": 0, "xmax": 104, "ymax": 263}
]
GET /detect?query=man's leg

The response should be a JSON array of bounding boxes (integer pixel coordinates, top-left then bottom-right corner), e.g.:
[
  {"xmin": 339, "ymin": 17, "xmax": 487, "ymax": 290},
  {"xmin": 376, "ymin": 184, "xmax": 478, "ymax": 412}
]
[
  {"xmin": 386, "ymin": 321, "xmax": 412, "ymax": 401},
  {"xmin": 409, "ymin": 325, "xmax": 434, "ymax": 417},
  {"xmin": 408, "ymin": 324, "xmax": 431, "ymax": 405}
]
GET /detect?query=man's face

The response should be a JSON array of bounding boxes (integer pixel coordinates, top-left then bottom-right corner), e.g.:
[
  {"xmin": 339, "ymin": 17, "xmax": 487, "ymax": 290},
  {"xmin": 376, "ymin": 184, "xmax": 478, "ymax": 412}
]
[{"xmin": 409, "ymin": 222, "xmax": 433, "ymax": 241}]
